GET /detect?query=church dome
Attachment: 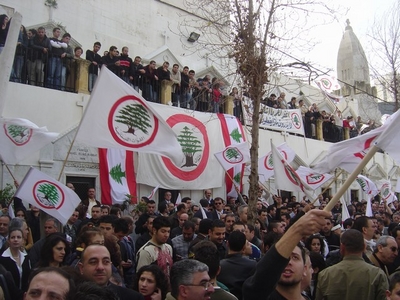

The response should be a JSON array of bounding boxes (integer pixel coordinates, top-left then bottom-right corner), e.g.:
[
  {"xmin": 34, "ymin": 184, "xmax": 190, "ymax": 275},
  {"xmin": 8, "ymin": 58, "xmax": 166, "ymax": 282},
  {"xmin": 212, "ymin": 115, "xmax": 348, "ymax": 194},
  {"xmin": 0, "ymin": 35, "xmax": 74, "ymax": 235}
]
[{"xmin": 337, "ymin": 20, "xmax": 370, "ymax": 85}]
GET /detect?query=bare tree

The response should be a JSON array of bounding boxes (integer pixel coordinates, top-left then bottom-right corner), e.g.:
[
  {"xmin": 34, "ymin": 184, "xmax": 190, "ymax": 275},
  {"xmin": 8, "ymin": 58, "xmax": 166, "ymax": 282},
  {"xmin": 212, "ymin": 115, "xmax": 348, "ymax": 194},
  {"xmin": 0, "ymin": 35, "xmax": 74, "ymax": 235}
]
[
  {"xmin": 368, "ymin": 1, "xmax": 400, "ymax": 112},
  {"xmin": 180, "ymin": 0, "xmax": 343, "ymax": 223}
]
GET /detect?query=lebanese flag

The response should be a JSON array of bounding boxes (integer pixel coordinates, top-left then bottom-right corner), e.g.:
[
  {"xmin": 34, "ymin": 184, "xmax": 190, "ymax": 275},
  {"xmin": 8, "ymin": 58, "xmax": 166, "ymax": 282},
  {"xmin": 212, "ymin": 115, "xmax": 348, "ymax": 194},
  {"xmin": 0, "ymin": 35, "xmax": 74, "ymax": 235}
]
[
  {"xmin": 214, "ymin": 142, "xmax": 250, "ymax": 171},
  {"xmin": 218, "ymin": 115, "xmax": 246, "ymax": 197},
  {"xmin": 296, "ymin": 166, "xmax": 332, "ymax": 190},
  {"xmin": 147, "ymin": 185, "xmax": 160, "ymax": 199},
  {"xmin": 355, "ymin": 175, "xmax": 379, "ymax": 197},
  {"xmin": 271, "ymin": 142, "xmax": 314, "ymax": 200},
  {"xmin": 314, "ymin": 75, "xmax": 341, "ymax": 93},
  {"xmin": 258, "ymin": 143, "xmax": 296, "ymax": 181},
  {"xmin": 0, "ymin": 118, "xmax": 58, "ymax": 164},
  {"xmin": 99, "ymin": 148, "xmax": 137, "ymax": 205},
  {"xmin": 14, "ymin": 167, "xmax": 81, "ymax": 225},
  {"xmin": 375, "ymin": 109, "xmax": 400, "ymax": 165},
  {"xmin": 75, "ymin": 67, "xmax": 184, "ymax": 166}
]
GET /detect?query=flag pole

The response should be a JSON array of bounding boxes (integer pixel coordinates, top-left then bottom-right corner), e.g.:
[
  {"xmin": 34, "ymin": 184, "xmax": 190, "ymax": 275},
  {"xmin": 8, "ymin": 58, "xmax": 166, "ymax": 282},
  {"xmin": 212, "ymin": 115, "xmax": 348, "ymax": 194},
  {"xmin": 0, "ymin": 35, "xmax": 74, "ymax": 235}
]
[
  {"xmin": 57, "ymin": 131, "xmax": 78, "ymax": 181},
  {"xmin": 311, "ymin": 169, "xmax": 344, "ymax": 205},
  {"xmin": 324, "ymin": 145, "xmax": 379, "ymax": 212},
  {"xmin": 2, "ymin": 161, "xmax": 18, "ymax": 183}
]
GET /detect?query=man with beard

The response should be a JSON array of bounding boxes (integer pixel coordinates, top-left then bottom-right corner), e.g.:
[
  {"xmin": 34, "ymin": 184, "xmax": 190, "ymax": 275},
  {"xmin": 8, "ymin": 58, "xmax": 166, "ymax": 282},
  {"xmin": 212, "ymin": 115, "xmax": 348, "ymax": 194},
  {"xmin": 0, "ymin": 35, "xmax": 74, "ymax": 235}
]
[
  {"xmin": 243, "ymin": 209, "xmax": 330, "ymax": 299},
  {"xmin": 172, "ymin": 221, "xmax": 196, "ymax": 261}
]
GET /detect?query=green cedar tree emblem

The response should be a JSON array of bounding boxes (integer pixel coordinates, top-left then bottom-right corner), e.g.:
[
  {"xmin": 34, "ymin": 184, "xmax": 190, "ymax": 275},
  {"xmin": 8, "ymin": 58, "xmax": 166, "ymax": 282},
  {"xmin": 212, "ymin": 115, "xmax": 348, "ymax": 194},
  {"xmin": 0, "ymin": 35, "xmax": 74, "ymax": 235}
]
[
  {"xmin": 5, "ymin": 124, "xmax": 31, "ymax": 144},
  {"xmin": 293, "ymin": 114, "xmax": 300, "ymax": 126},
  {"xmin": 177, "ymin": 126, "xmax": 202, "ymax": 167},
  {"xmin": 224, "ymin": 147, "xmax": 243, "ymax": 163},
  {"xmin": 115, "ymin": 104, "xmax": 152, "ymax": 135},
  {"xmin": 230, "ymin": 128, "xmax": 242, "ymax": 143},
  {"xmin": 356, "ymin": 178, "xmax": 366, "ymax": 191},
  {"xmin": 233, "ymin": 172, "xmax": 241, "ymax": 183},
  {"xmin": 36, "ymin": 183, "xmax": 59, "ymax": 207},
  {"xmin": 109, "ymin": 163, "xmax": 125, "ymax": 185}
]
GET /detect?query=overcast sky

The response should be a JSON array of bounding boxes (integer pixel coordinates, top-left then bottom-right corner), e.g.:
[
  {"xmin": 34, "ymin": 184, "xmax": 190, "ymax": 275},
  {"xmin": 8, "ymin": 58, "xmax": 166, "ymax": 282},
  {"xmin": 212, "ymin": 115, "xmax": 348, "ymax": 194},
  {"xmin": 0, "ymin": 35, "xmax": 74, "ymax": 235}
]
[{"xmin": 303, "ymin": 0, "xmax": 396, "ymax": 75}]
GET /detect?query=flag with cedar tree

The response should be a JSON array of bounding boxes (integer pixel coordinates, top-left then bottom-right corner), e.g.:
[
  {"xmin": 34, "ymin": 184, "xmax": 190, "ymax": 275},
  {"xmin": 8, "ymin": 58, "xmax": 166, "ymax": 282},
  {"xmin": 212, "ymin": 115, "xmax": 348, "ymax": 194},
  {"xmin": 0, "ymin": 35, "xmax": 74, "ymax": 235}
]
[
  {"xmin": 75, "ymin": 67, "xmax": 184, "ymax": 166},
  {"xmin": 14, "ymin": 167, "xmax": 81, "ymax": 225},
  {"xmin": 355, "ymin": 175, "xmax": 379, "ymax": 197},
  {"xmin": 296, "ymin": 166, "xmax": 332, "ymax": 190},
  {"xmin": 99, "ymin": 148, "xmax": 137, "ymax": 205},
  {"xmin": 214, "ymin": 142, "xmax": 250, "ymax": 171},
  {"xmin": 0, "ymin": 118, "xmax": 58, "ymax": 164},
  {"xmin": 258, "ymin": 143, "xmax": 296, "ymax": 181}
]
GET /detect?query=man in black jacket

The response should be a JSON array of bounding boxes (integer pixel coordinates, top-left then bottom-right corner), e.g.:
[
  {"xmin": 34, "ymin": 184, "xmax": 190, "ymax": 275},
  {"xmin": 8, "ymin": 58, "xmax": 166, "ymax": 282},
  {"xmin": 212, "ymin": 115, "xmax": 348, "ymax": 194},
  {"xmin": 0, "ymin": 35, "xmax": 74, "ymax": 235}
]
[{"xmin": 86, "ymin": 42, "xmax": 102, "ymax": 91}]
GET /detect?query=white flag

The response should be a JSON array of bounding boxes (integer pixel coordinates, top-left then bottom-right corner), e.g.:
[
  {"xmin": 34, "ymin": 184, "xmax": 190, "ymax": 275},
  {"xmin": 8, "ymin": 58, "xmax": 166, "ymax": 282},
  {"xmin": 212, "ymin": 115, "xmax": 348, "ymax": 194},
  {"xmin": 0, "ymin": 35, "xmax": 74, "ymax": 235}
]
[
  {"xmin": 395, "ymin": 179, "xmax": 400, "ymax": 193},
  {"xmin": 214, "ymin": 142, "xmax": 250, "ymax": 171},
  {"xmin": 14, "ymin": 167, "xmax": 81, "ymax": 225},
  {"xmin": 296, "ymin": 166, "xmax": 332, "ymax": 190},
  {"xmin": 271, "ymin": 142, "xmax": 314, "ymax": 199},
  {"xmin": 75, "ymin": 67, "xmax": 184, "ymax": 165},
  {"xmin": 0, "ymin": 118, "xmax": 58, "ymax": 164},
  {"xmin": 314, "ymin": 75, "xmax": 341, "ymax": 93},
  {"xmin": 147, "ymin": 185, "xmax": 160, "ymax": 200},
  {"xmin": 175, "ymin": 193, "xmax": 182, "ymax": 206},
  {"xmin": 380, "ymin": 181, "xmax": 397, "ymax": 205},
  {"xmin": 258, "ymin": 143, "xmax": 296, "ymax": 181},
  {"xmin": 355, "ymin": 175, "xmax": 379, "ymax": 197},
  {"xmin": 340, "ymin": 198, "xmax": 351, "ymax": 228},
  {"xmin": 375, "ymin": 109, "xmax": 400, "ymax": 165},
  {"xmin": 365, "ymin": 197, "xmax": 374, "ymax": 217}
]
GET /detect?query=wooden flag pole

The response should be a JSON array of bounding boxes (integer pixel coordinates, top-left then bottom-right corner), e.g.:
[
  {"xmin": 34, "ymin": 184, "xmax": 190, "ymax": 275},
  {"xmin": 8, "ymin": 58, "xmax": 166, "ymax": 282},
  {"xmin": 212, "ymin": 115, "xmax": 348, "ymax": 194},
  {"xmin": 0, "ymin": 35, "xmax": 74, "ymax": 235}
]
[
  {"xmin": 311, "ymin": 169, "xmax": 344, "ymax": 205},
  {"xmin": 324, "ymin": 145, "xmax": 379, "ymax": 212},
  {"xmin": 2, "ymin": 161, "xmax": 18, "ymax": 184}
]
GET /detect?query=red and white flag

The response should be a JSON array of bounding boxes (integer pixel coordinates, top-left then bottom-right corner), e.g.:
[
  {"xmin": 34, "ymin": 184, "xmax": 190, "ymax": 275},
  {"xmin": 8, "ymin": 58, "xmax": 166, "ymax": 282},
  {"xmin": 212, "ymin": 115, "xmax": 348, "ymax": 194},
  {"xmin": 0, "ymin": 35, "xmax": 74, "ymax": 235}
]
[
  {"xmin": 147, "ymin": 185, "xmax": 160, "ymax": 200},
  {"xmin": 75, "ymin": 67, "xmax": 184, "ymax": 166},
  {"xmin": 271, "ymin": 142, "xmax": 314, "ymax": 200},
  {"xmin": 258, "ymin": 143, "xmax": 296, "ymax": 181},
  {"xmin": 355, "ymin": 175, "xmax": 379, "ymax": 197},
  {"xmin": 0, "ymin": 118, "xmax": 58, "ymax": 164},
  {"xmin": 99, "ymin": 148, "xmax": 137, "ymax": 205},
  {"xmin": 14, "ymin": 167, "xmax": 81, "ymax": 225},
  {"xmin": 218, "ymin": 115, "xmax": 246, "ymax": 197},
  {"xmin": 314, "ymin": 75, "xmax": 341, "ymax": 93},
  {"xmin": 296, "ymin": 166, "xmax": 332, "ymax": 190},
  {"xmin": 374, "ymin": 109, "xmax": 400, "ymax": 165},
  {"xmin": 380, "ymin": 181, "xmax": 397, "ymax": 205},
  {"xmin": 214, "ymin": 142, "xmax": 250, "ymax": 171}
]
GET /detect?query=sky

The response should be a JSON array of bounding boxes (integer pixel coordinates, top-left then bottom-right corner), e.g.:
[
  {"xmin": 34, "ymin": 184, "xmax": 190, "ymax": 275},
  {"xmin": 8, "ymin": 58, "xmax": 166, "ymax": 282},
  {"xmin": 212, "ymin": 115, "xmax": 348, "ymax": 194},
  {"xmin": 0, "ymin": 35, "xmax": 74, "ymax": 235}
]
[{"xmin": 303, "ymin": 0, "xmax": 397, "ymax": 75}]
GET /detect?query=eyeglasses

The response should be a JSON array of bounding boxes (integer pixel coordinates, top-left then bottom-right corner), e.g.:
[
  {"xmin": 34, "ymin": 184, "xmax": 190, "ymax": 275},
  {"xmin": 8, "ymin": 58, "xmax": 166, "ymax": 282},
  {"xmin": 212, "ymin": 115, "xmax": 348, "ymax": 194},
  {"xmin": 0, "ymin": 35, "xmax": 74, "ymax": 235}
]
[
  {"xmin": 183, "ymin": 281, "xmax": 213, "ymax": 290},
  {"xmin": 390, "ymin": 246, "xmax": 398, "ymax": 253}
]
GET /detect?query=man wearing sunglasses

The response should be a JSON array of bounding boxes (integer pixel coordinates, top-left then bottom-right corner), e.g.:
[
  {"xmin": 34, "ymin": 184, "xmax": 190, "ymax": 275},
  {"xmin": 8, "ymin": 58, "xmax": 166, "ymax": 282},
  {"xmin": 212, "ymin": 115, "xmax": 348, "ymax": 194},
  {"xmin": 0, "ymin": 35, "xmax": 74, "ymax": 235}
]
[{"xmin": 369, "ymin": 235, "xmax": 398, "ymax": 278}]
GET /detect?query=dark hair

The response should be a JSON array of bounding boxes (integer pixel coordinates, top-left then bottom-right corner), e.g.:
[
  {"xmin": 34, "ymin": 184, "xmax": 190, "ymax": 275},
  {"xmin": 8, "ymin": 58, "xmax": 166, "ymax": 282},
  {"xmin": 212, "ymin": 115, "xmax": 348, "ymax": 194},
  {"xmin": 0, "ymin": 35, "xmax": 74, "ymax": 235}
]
[
  {"xmin": 27, "ymin": 267, "xmax": 75, "ymax": 299},
  {"xmin": 181, "ymin": 197, "xmax": 191, "ymax": 203},
  {"xmin": 94, "ymin": 41, "xmax": 101, "ymax": 47},
  {"xmin": 304, "ymin": 234, "xmax": 325, "ymax": 255},
  {"xmin": 211, "ymin": 219, "xmax": 225, "ymax": 231},
  {"xmin": 341, "ymin": 229, "xmax": 365, "ymax": 253},
  {"xmin": 74, "ymin": 227, "xmax": 103, "ymax": 249},
  {"xmin": 112, "ymin": 218, "xmax": 129, "ymax": 234},
  {"xmin": 199, "ymin": 199, "xmax": 209, "ymax": 208},
  {"xmin": 198, "ymin": 218, "xmax": 213, "ymax": 235},
  {"xmin": 73, "ymin": 281, "xmax": 118, "ymax": 300},
  {"xmin": 98, "ymin": 215, "xmax": 117, "ymax": 225},
  {"xmin": 62, "ymin": 33, "xmax": 71, "ymax": 38},
  {"xmin": 177, "ymin": 203, "xmax": 186, "ymax": 212},
  {"xmin": 74, "ymin": 46, "xmax": 83, "ymax": 54},
  {"xmin": 134, "ymin": 265, "xmax": 169, "ymax": 299},
  {"xmin": 389, "ymin": 272, "xmax": 400, "ymax": 292},
  {"xmin": 182, "ymin": 221, "xmax": 195, "ymax": 231},
  {"xmin": 309, "ymin": 251, "xmax": 326, "ymax": 272},
  {"xmin": 152, "ymin": 216, "xmax": 171, "ymax": 231},
  {"xmin": 109, "ymin": 206, "xmax": 121, "ymax": 216},
  {"xmin": 14, "ymin": 208, "xmax": 26, "ymax": 219},
  {"xmin": 392, "ymin": 226, "xmax": 400, "ymax": 239},
  {"xmin": 38, "ymin": 233, "xmax": 70, "ymax": 267},
  {"xmin": 109, "ymin": 45, "xmax": 117, "ymax": 52},
  {"xmin": 228, "ymin": 230, "xmax": 246, "ymax": 252},
  {"xmin": 352, "ymin": 216, "xmax": 370, "ymax": 233},
  {"xmin": 343, "ymin": 218, "xmax": 354, "ymax": 229},
  {"xmin": 192, "ymin": 241, "xmax": 219, "ymax": 279}
]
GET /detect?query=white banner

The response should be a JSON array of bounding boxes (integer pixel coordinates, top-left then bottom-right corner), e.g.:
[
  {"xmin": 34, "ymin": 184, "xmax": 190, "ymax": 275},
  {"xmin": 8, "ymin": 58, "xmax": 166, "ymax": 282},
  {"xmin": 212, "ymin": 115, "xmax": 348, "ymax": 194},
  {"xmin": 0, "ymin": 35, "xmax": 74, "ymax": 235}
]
[
  {"xmin": 242, "ymin": 97, "xmax": 304, "ymax": 135},
  {"xmin": 136, "ymin": 105, "xmax": 226, "ymax": 189}
]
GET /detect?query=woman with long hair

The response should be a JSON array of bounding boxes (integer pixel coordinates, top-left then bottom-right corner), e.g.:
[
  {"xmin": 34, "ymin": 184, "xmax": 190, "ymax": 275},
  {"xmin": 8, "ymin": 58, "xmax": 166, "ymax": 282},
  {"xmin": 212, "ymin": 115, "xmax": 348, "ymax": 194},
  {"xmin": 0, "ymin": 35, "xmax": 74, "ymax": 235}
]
[
  {"xmin": 304, "ymin": 234, "xmax": 326, "ymax": 257},
  {"xmin": 0, "ymin": 14, "xmax": 9, "ymax": 54},
  {"xmin": 37, "ymin": 234, "xmax": 70, "ymax": 268},
  {"xmin": 14, "ymin": 208, "xmax": 34, "ymax": 251},
  {"xmin": 134, "ymin": 265, "xmax": 169, "ymax": 300},
  {"xmin": 0, "ymin": 228, "xmax": 31, "ymax": 292}
]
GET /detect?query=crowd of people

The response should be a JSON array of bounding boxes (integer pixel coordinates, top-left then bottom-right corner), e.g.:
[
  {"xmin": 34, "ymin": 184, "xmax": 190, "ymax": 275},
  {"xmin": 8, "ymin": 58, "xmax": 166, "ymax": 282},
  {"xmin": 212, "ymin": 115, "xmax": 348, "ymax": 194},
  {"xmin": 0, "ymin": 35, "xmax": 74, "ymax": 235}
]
[
  {"xmin": 0, "ymin": 184, "xmax": 399, "ymax": 299},
  {"xmin": 262, "ymin": 93, "xmax": 374, "ymax": 142},
  {"xmin": 1, "ymin": 18, "xmax": 244, "ymax": 119}
]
